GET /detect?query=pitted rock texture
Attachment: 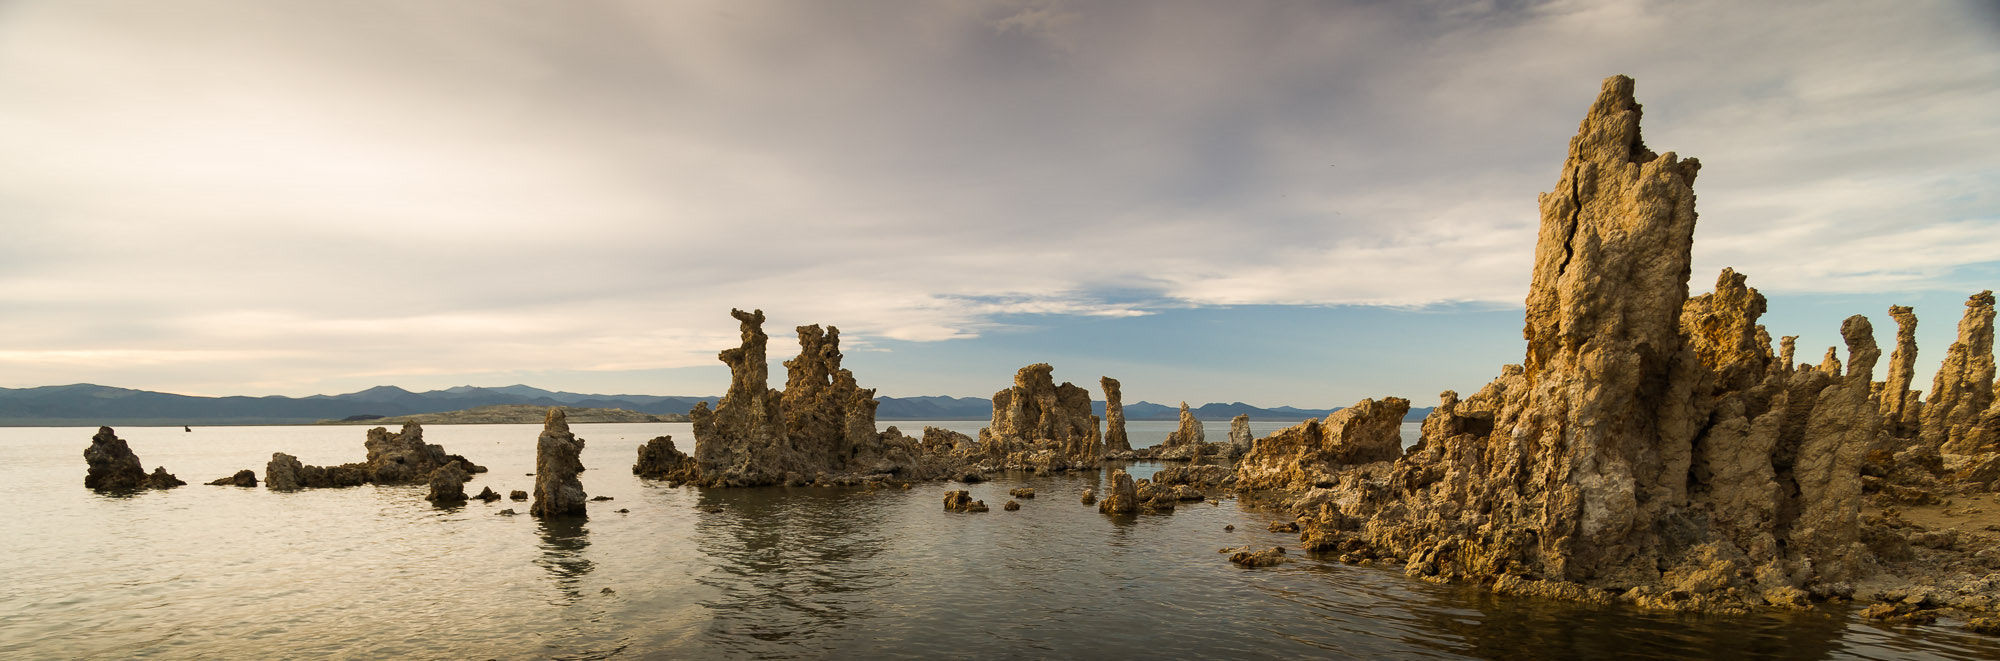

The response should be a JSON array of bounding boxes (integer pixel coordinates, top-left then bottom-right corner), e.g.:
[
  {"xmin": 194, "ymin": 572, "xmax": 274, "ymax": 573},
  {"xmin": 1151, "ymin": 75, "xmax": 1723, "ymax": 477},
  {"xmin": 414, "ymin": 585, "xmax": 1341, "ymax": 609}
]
[
  {"xmin": 1929, "ymin": 292, "xmax": 1995, "ymax": 454},
  {"xmin": 84, "ymin": 427, "xmax": 148, "ymax": 491},
  {"xmin": 1101, "ymin": 377, "xmax": 1131, "ymax": 454},
  {"xmin": 977, "ymin": 364, "xmax": 1103, "ymax": 470},
  {"xmin": 531, "ymin": 409, "xmax": 588, "ymax": 517},
  {"xmin": 690, "ymin": 309, "xmax": 961, "ymax": 487}
]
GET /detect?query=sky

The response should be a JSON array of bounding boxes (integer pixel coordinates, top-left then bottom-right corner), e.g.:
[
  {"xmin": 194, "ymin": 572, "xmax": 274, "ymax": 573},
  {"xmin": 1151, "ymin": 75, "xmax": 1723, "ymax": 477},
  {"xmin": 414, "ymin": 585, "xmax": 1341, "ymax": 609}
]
[{"xmin": 1, "ymin": 0, "xmax": 1997, "ymax": 407}]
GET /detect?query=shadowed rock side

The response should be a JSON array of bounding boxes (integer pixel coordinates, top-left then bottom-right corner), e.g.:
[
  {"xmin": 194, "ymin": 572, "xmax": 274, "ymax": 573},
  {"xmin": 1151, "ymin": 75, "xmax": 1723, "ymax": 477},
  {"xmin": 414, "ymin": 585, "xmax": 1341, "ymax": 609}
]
[
  {"xmin": 1101, "ymin": 377, "xmax": 1132, "ymax": 455},
  {"xmin": 263, "ymin": 423, "xmax": 484, "ymax": 491},
  {"xmin": 688, "ymin": 309, "xmax": 961, "ymax": 487},
  {"xmin": 633, "ymin": 435, "xmax": 700, "ymax": 484},
  {"xmin": 1928, "ymin": 292, "xmax": 1995, "ymax": 454},
  {"xmin": 531, "ymin": 409, "xmax": 587, "ymax": 517},
  {"xmin": 1234, "ymin": 397, "xmax": 1410, "ymax": 491},
  {"xmin": 972, "ymin": 364, "xmax": 1103, "ymax": 472},
  {"xmin": 84, "ymin": 427, "xmax": 149, "ymax": 491}
]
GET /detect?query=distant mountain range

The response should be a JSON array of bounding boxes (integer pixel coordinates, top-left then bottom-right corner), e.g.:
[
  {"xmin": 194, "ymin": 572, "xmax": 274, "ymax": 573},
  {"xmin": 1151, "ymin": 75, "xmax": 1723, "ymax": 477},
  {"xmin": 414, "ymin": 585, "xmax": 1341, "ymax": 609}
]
[{"xmin": 0, "ymin": 383, "xmax": 1426, "ymax": 426}]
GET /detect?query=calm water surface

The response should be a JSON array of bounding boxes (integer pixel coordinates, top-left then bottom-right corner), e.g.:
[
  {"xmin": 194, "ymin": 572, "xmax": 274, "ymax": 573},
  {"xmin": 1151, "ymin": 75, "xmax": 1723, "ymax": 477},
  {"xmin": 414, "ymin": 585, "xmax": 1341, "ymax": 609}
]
[{"xmin": 4, "ymin": 421, "xmax": 1997, "ymax": 659}]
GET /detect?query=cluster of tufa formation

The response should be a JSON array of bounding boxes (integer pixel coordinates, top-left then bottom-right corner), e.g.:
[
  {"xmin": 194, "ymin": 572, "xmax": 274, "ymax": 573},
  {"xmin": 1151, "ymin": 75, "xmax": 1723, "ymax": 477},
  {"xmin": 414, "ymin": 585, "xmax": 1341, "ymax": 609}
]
[
  {"xmin": 971, "ymin": 364, "xmax": 1104, "ymax": 473},
  {"xmin": 679, "ymin": 309, "xmax": 959, "ymax": 487},
  {"xmin": 531, "ymin": 409, "xmax": 588, "ymax": 517},
  {"xmin": 263, "ymin": 423, "xmax": 485, "ymax": 491},
  {"xmin": 1235, "ymin": 77, "xmax": 2000, "ymax": 626},
  {"xmin": 83, "ymin": 427, "xmax": 181, "ymax": 491}
]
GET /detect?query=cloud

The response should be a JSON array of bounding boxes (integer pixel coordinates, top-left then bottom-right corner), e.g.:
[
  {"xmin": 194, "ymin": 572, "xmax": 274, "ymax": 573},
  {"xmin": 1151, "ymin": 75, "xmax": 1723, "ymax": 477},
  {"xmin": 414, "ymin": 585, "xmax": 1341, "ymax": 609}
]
[{"xmin": 0, "ymin": 0, "xmax": 1993, "ymax": 396}]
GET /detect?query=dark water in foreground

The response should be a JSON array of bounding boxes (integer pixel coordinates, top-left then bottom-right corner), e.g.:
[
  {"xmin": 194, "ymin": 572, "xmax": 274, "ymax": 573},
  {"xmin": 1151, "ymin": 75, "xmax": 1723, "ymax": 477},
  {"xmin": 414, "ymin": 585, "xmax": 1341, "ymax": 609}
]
[{"xmin": 5, "ymin": 422, "xmax": 1999, "ymax": 660}]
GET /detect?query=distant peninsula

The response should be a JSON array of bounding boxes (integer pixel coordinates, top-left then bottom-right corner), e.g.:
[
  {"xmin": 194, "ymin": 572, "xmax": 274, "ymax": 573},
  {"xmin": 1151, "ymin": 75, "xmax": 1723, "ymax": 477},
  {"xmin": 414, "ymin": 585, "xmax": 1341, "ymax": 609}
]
[{"xmin": 318, "ymin": 404, "xmax": 686, "ymax": 425}]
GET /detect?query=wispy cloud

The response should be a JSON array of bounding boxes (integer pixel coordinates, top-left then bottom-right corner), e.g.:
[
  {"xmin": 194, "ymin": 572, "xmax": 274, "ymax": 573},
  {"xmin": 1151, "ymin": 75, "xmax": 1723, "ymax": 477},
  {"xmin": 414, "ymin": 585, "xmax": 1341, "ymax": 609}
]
[{"xmin": 0, "ymin": 0, "xmax": 1992, "ymax": 396}]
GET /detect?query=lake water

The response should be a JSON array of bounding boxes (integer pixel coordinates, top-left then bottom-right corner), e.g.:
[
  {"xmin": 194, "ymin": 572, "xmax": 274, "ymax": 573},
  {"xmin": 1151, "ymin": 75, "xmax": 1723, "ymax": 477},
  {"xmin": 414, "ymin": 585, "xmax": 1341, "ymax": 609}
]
[{"xmin": 6, "ymin": 421, "xmax": 1999, "ymax": 659}]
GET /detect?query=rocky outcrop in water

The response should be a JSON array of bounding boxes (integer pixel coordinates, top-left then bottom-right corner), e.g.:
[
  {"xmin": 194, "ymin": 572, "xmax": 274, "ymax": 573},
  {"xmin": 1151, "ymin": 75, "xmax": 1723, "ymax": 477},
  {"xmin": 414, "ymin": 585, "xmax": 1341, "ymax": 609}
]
[
  {"xmin": 84, "ymin": 427, "xmax": 148, "ymax": 491},
  {"xmin": 145, "ymin": 466, "xmax": 185, "ymax": 489},
  {"xmin": 1928, "ymin": 292, "xmax": 1996, "ymax": 454},
  {"xmin": 633, "ymin": 435, "xmax": 700, "ymax": 484},
  {"xmin": 531, "ymin": 409, "xmax": 587, "ymax": 517},
  {"xmin": 1097, "ymin": 469, "xmax": 1142, "ymax": 514},
  {"xmin": 425, "ymin": 461, "xmax": 470, "ymax": 504},
  {"xmin": 207, "ymin": 470, "xmax": 258, "ymax": 487},
  {"xmin": 690, "ymin": 309, "xmax": 961, "ymax": 486},
  {"xmin": 262, "ymin": 423, "xmax": 482, "ymax": 491},
  {"xmin": 263, "ymin": 452, "xmax": 366, "ymax": 490},
  {"xmin": 1234, "ymin": 397, "xmax": 1409, "ymax": 491},
  {"xmin": 974, "ymin": 364, "xmax": 1103, "ymax": 471},
  {"xmin": 1102, "ymin": 377, "xmax": 1131, "ymax": 455},
  {"xmin": 363, "ymin": 423, "xmax": 487, "ymax": 485}
]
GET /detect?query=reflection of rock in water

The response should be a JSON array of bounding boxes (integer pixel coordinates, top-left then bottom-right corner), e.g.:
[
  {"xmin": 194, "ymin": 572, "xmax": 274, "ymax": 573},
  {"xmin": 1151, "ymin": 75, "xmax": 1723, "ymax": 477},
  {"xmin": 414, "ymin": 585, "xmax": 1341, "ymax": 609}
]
[
  {"xmin": 690, "ymin": 488, "xmax": 893, "ymax": 646},
  {"xmin": 1413, "ymin": 582, "xmax": 1849, "ymax": 660},
  {"xmin": 534, "ymin": 516, "xmax": 594, "ymax": 600}
]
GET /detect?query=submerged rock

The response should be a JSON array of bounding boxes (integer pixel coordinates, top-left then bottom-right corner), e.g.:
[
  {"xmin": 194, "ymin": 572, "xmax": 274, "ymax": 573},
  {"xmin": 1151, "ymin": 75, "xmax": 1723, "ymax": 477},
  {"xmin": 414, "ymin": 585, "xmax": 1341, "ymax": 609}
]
[
  {"xmin": 1008, "ymin": 487, "xmax": 1036, "ymax": 498},
  {"xmin": 1003, "ymin": 500, "xmax": 1021, "ymax": 511},
  {"xmin": 1229, "ymin": 546, "xmax": 1288, "ymax": 568},
  {"xmin": 473, "ymin": 486, "xmax": 501, "ymax": 502},
  {"xmin": 1101, "ymin": 377, "xmax": 1132, "ymax": 454},
  {"xmin": 83, "ymin": 427, "xmax": 148, "ymax": 491},
  {"xmin": 509, "ymin": 490, "xmax": 528, "ymax": 501},
  {"xmin": 531, "ymin": 409, "xmax": 588, "ymax": 518},
  {"xmin": 206, "ymin": 469, "xmax": 258, "ymax": 487},
  {"xmin": 1080, "ymin": 488, "xmax": 1096, "ymax": 505}
]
